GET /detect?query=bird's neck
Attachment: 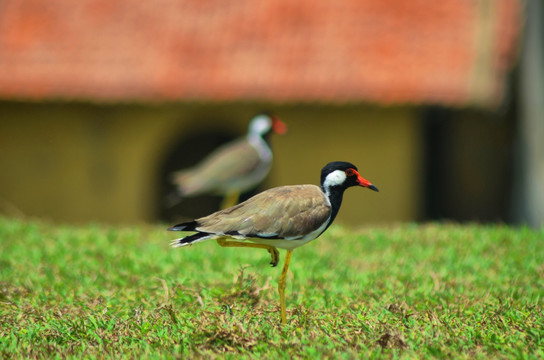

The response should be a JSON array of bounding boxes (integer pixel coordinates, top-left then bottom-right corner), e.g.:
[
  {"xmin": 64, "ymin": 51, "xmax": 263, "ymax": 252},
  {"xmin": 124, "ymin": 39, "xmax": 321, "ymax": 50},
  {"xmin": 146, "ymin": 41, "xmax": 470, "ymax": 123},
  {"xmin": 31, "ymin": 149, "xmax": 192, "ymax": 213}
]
[
  {"xmin": 321, "ymin": 185, "xmax": 346, "ymax": 229},
  {"xmin": 249, "ymin": 130, "xmax": 272, "ymax": 145},
  {"xmin": 247, "ymin": 133, "xmax": 273, "ymax": 161}
]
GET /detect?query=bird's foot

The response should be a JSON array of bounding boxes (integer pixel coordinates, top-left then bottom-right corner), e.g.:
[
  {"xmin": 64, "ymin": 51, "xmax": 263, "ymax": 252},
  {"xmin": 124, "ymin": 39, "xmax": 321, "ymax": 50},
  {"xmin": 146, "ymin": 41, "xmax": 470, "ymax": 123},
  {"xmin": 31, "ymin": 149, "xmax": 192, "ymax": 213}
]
[{"xmin": 268, "ymin": 247, "xmax": 280, "ymax": 267}]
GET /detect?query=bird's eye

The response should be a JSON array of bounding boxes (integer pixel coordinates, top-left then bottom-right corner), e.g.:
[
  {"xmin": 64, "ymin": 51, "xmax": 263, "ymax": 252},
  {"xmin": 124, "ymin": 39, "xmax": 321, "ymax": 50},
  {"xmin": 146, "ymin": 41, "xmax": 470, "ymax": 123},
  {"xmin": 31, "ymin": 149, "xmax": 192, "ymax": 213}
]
[{"xmin": 345, "ymin": 168, "xmax": 355, "ymax": 176}]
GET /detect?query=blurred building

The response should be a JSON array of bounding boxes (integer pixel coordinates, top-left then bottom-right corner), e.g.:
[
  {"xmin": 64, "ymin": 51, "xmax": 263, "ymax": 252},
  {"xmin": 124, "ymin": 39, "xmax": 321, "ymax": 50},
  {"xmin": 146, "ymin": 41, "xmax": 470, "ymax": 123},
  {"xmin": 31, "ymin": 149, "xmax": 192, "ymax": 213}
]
[{"xmin": 0, "ymin": 0, "xmax": 534, "ymax": 226}]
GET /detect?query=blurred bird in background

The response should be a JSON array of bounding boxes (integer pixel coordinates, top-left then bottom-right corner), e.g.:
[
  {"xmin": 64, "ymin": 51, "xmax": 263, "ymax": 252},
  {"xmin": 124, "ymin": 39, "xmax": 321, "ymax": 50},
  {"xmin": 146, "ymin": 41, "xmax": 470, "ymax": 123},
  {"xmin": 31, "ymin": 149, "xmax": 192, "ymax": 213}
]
[{"xmin": 167, "ymin": 113, "xmax": 287, "ymax": 209}]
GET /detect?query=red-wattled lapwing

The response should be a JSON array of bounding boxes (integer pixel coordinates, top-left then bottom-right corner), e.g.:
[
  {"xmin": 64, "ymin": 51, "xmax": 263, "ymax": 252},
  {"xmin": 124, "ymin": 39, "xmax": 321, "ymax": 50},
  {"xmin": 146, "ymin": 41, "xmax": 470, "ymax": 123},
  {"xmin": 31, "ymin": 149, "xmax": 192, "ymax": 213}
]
[
  {"xmin": 168, "ymin": 161, "xmax": 378, "ymax": 325},
  {"xmin": 168, "ymin": 113, "xmax": 287, "ymax": 209}
]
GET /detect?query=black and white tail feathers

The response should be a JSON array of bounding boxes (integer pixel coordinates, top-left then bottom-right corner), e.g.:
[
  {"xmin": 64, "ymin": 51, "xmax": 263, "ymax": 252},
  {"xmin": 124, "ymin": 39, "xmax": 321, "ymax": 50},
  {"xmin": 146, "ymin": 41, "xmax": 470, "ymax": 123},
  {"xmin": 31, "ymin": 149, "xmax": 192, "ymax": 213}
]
[
  {"xmin": 167, "ymin": 220, "xmax": 198, "ymax": 232},
  {"xmin": 167, "ymin": 221, "xmax": 213, "ymax": 247}
]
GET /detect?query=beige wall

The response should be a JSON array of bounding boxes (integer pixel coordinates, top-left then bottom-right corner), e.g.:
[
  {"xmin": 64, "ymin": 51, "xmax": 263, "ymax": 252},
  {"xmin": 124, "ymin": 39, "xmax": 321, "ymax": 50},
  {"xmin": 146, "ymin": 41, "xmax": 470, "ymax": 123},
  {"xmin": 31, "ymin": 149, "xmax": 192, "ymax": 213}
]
[{"xmin": 0, "ymin": 102, "xmax": 422, "ymax": 225}]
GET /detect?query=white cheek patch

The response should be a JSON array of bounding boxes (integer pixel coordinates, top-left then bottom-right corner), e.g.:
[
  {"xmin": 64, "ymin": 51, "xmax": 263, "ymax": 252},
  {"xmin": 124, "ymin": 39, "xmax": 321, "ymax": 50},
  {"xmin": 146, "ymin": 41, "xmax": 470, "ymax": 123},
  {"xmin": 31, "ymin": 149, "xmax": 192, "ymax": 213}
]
[{"xmin": 323, "ymin": 170, "xmax": 347, "ymax": 188}]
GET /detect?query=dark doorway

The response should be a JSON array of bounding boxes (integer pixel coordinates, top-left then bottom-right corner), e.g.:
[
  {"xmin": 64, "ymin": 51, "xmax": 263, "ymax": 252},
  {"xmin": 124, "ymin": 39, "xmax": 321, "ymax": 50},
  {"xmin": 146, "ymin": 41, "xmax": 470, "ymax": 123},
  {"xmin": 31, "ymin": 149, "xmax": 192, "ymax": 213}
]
[{"xmin": 422, "ymin": 106, "xmax": 515, "ymax": 222}]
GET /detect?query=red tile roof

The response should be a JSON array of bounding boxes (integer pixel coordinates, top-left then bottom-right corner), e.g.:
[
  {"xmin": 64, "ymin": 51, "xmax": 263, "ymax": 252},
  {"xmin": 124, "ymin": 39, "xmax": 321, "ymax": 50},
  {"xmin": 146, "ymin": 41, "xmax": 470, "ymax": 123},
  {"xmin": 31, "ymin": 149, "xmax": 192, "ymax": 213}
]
[{"xmin": 0, "ymin": 0, "xmax": 521, "ymax": 107}]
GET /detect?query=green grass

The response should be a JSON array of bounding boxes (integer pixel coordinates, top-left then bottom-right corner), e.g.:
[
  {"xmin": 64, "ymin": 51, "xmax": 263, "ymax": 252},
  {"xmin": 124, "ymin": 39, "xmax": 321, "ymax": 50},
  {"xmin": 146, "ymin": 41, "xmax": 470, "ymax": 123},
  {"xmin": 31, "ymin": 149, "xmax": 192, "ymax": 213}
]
[{"xmin": 0, "ymin": 216, "xmax": 543, "ymax": 359}]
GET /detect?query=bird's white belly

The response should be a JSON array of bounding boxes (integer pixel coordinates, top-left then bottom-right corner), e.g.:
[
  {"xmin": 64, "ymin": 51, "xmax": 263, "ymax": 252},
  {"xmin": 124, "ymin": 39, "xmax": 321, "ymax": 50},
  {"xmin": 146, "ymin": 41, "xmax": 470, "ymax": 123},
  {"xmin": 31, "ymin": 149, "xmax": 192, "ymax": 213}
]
[{"xmin": 245, "ymin": 215, "xmax": 331, "ymax": 250}]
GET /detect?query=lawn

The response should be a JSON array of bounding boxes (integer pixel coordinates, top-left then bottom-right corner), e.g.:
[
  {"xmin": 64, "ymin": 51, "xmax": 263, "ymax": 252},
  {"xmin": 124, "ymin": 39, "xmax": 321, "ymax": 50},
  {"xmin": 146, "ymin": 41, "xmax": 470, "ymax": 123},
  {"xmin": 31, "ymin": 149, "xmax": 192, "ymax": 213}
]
[{"xmin": 0, "ymin": 216, "xmax": 543, "ymax": 358}]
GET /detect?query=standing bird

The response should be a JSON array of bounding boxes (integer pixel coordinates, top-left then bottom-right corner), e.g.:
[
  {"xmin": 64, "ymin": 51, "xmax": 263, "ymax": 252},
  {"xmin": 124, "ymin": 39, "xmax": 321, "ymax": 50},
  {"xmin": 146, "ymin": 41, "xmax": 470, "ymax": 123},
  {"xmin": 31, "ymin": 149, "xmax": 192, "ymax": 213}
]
[
  {"xmin": 168, "ymin": 161, "xmax": 378, "ymax": 324},
  {"xmin": 168, "ymin": 113, "xmax": 287, "ymax": 209}
]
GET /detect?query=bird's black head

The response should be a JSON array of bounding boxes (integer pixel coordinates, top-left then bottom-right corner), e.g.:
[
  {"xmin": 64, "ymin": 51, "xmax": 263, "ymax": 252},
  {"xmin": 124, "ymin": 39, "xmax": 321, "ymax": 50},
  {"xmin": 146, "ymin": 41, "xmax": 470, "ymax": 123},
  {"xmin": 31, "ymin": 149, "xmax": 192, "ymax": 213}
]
[
  {"xmin": 318, "ymin": 161, "xmax": 378, "ymax": 232},
  {"xmin": 320, "ymin": 161, "xmax": 379, "ymax": 192}
]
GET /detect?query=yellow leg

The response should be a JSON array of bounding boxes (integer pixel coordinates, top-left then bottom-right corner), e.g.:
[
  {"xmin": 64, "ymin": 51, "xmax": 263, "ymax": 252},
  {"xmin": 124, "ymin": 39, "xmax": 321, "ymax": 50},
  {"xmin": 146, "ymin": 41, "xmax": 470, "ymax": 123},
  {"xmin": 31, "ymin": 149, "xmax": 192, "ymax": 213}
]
[
  {"xmin": 279, "ymin": 250, "xmax": 293, "ymax": 325},
  {"xmin": 221, "ymin": 191, "xmax": 240, "ymax": 209},
  {"xmin": 216, "ymin": 238, "xmax": 280, "ymax": 267}
]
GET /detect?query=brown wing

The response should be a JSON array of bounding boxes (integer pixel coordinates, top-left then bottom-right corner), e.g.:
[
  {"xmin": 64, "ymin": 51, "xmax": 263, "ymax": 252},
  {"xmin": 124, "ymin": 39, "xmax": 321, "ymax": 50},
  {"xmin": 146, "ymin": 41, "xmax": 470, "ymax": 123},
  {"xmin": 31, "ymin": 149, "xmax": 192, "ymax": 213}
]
[
  {"xmin": 194, "ymin": 185, "xmax": 331, "ymax": 239},
  {"xmin": 171, "ymin": 138, "xmax": 262, "ymax": 196}
]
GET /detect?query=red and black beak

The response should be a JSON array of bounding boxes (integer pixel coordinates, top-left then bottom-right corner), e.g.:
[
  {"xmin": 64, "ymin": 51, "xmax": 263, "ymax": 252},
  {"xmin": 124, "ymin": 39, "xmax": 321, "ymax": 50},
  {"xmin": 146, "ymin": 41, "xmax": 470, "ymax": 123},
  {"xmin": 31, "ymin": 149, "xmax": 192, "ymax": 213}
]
[
  {"xmin": 272, "ymin": 116, "xmax": 287, "ymax": 135},
  {"xmin": 355, "ymin": 171, "xmax": 379, "ymax": 192}
]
